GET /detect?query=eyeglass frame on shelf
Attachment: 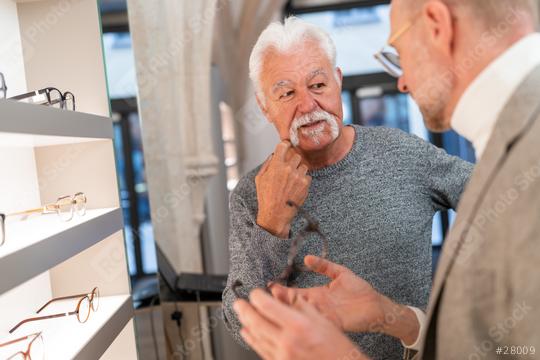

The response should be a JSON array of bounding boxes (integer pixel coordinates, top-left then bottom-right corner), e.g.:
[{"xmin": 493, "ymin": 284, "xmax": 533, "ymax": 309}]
[
  {"xmin": 0, "ymin": 192, "xmax": 87, "ymax": 248},
  {"xmin": 0, "ymin": 213, "xmax": 5, "ymax": 247},
  {"xmin": 9, "ymin": 287, "xmax": 100, "ymax": 334},
  {"xmin": 36, "ymin": 286, "xmax": 100, "ymax": 314},
  {"xmin": 8, "ymin": 192, "xmax": 87, "ymax": 221},
  {"xmin": 231, "ymin": 201, "xmax": 329, "ymax": 299},
  {"xmin": 8, "ymin": 87, "xmax": 76, "ymax": 111},
  {"xmin": 0, "ymin": 332, "xmax": 43, "ymax": 360},
  {"xmin": 0, "ymin": 72, "xmax": 7, "ymax": 99},
  {"xmin": 373, "ymin": 13, "xmax": 420, "ymax": 78}
]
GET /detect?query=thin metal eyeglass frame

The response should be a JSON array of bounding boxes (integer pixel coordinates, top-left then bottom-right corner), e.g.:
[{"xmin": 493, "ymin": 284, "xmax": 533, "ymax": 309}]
[
  {"xmin": 9, "ymin": 287, "xmax": 99, "ymax": 333},
  {"xmin": 7, "ymin": 192, "xmax": 87, "ymax": 222},
  {"xmin": 0, "ymin": 332, "xmax": 43, "ymax": 360},
  {"xmin": 0, "ymin": 193, "xmax": 86, "ymax": 248},
  {"xmin": 37, "ymin": 287, "xmax": 99, "ymax": 314},
  {"xmin": 373, "ymin": 15, "xmax": 418, "ymax": 78}
]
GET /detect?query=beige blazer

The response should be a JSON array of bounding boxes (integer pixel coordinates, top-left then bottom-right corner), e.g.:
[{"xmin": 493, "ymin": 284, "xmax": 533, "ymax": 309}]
[{"xmin": 419, "ymin": 65, "xmax": 540, "ymax": 359}]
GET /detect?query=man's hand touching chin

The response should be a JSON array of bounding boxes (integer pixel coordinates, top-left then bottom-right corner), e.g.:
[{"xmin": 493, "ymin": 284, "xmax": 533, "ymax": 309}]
[{"xmin": 255, "ymin": 141, "xmax": 311, "ymax": 238}]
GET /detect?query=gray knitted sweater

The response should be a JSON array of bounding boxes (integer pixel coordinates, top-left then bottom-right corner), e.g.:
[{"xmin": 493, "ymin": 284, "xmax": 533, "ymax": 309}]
[{"xmin": 222, "ymin": 125, "xmax": 473, "ymax": 359}]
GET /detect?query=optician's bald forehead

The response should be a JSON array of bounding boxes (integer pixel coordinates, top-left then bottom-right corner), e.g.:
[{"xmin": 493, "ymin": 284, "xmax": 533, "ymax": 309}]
[{"xmin": 389, "ymin": 0, "xmax": 414, "ymax": 28}]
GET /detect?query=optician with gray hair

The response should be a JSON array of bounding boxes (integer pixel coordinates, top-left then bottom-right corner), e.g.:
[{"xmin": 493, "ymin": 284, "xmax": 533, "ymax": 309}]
[{"xmin": 222, "ymin": 16, "xmax": 472, "ymax": 360}]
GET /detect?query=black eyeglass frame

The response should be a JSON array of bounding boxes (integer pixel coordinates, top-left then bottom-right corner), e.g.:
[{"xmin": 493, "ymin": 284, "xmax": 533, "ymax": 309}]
[
  {"xmin": 0, "ymin": 213, "xmax": 5, "ymax": 247},
  {"xmin": 0, "ymin": 72, "xmax": 7, "ymax": 100},
  {"xmin": 8, "ymin": 87, "xmax": 76, "ymax": 110},
  {"xmin": 231, "ymin": 201, "xmax": 329, "ymax": 299}
]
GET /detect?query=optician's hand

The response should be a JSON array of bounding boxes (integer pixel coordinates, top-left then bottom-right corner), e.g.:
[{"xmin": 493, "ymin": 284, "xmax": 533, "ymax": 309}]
[
  {"xmin": 256, "ymin": 141, "xmax": 311, "ymax": 238},
  {"xmin": 270, "ymin": 255, "xmax": 420, "ymax": 345},
  {"xmin": 234, "ymin": 288, "xmax": 369, "ymax": 360}
]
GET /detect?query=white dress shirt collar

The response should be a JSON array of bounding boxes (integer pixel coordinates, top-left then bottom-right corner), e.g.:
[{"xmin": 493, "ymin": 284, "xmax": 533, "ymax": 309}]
[{"xmin": 451, "ymin": 33, "xmax": 540, "ymax": 160}]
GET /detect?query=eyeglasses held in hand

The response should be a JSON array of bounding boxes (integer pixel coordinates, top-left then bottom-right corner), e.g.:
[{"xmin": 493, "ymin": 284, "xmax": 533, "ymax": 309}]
[
  {"xmin": 0, "ymin": 192, "xmax": 86, "ymax": 247},
  {"xmin": 0, "ymin": 72, "xmax": 7, "ymax": 100},
  {"xmin": 0, "ymin": 332, "xmax": 44, "ymax": 360},
  {"xmin": 232, "ymin": 201, "xmax": 329, "ymax": 299},
  {"xmin": 9, "ymin": 287, "xmax": 100, "ymax": 334},
  {"xmin": 9, "ymin": 87, "xmax": 75, "ymax": 111}
]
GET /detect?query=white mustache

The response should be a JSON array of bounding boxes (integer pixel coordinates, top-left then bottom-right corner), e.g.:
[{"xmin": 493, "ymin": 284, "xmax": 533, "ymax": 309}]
[{"xmin": 289, "ymin": 110, "xmax": 339, "ymax": 146}]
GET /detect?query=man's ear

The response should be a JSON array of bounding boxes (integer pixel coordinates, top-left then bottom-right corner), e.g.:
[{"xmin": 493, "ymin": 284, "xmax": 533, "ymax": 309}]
[
  {"xmin": 255, "ymin": 94, "xmax": 273, "ymax": 123},
  {"xmin": 422, "ymin": 1, "xmax": 454, "ymax": 57},
  {"xmin": 335, "ymin": 67, "xmax": 343, "ymax": 87}
]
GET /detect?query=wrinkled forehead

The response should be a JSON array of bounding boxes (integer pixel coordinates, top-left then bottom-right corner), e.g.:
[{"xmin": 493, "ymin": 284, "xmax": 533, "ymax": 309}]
[{"xmin": 260, "ymin": 42, "xmax": 333, "ymax": 84}]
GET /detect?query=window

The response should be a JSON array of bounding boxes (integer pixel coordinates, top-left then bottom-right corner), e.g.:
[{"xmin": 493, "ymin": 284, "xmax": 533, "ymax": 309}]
[{"xmin": 102, "ymin": 31, "xmax": 157, "ymax": 281}]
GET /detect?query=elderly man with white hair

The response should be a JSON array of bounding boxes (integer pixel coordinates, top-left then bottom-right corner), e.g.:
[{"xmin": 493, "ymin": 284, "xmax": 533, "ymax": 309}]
[{"xmin": 222, "ymin": 16, "xmax": 472, "ymax": 359}]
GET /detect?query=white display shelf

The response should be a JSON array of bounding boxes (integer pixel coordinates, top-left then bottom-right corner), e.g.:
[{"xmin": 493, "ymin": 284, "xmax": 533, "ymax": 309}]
[
  {"xmin": 0, "ymin": 294, "xmax": 133, "ymax": 360},
  {"xmin": 0, "ymin": 100, "xmax": 113, "ymax": 146},
  {"xmin": 0, "ymin": 208, "xmax": 123, "ymax": 296}
]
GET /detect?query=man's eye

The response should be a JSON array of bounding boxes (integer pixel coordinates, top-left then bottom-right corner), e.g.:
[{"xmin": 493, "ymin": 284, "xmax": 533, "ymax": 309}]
[
  {"xmin": 280, "ymin": 90, "xmax": 294, "ymax": 99},
  {"xmin": 310, "ymin": 83, "xmax": 326, "ymax": 90}
]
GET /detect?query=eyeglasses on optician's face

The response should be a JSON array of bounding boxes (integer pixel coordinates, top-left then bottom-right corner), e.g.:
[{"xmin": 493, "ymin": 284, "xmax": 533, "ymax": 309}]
[
  {"xmin": 9, "ymin": 287, "xmax": 100, "ymax": 334},
  {"xmin": 0, "ymin": 193, "xmax": 87, "ymax": 248},
  {"xmin": 8, "ymin": 87, "xmax": 76, "ymax": 111},
  {"xmin": 0, "ymin": 72, "xmax": 7, "ymax": 99},
  {"xmin": 0, "ymin": 332, "xmax": 44, "ymax": 360},
  {"xmin": 374, "ymin": 13, "xmax": 420, "ymax": 78},
  {"xmin": 231, "ymin": 201, "xmax": 329, "ymax": 299}
]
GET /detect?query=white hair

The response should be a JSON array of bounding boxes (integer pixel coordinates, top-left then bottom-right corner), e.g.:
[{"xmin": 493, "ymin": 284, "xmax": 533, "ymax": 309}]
[{"xmin": 249, "ymin": 16, "xmax": 338, "ymax": 105}]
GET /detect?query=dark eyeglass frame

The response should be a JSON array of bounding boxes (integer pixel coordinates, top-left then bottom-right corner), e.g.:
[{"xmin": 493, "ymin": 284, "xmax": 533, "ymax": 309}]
[
  {"xmin": 9, "ymin": 287, "xmax": 99, "ymax": 334},
  {"xmin": 0, "ymin": 72, "xmax": 7, "ymax": 99},
  {"xmin": 0, "ymin": 213, "xmax": 5, "ymax": 247},
  {"xmin": 8, "ymin": 87, "xmax": 76, "ymax": 111},
  {"xmin": 0, "ymin": 332, "xmax": 43, "ymax": 360},
  {"xmin": 231, "ymin": 201, "xmax": 329, "ymax": 298}
]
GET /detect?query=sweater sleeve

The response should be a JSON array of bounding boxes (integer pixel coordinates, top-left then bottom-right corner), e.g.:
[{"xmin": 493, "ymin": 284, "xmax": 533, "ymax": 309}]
[
  {"xmin": 221, "ymin": 188, "xmax": 291, "ymax": 348},
  {"xmin": 418, "ymin": 140, "xmax": 474, "ymax": 212}
]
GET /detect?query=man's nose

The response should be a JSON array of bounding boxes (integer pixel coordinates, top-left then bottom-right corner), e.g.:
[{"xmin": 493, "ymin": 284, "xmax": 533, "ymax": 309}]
[
  {"xmin": 297, "ymin": 90, "xmax": 317, "ymax": 114},
  {"xmin": 398, "ymin": 76, "xmax": 409, "ymax": 93}
]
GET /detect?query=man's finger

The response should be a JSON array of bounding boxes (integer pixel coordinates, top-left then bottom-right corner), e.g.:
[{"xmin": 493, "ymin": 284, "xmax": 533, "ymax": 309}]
[
  {"xmin": 273, "ymin": 141, "xmax": 292, "ymax": 161},
  {"xmin": 304, "ymin": 255, "xmax": 350, "ymax": 280},
  {"xmin": 249, "ymin": 288, "xmax": 305, "ymax": 327},
  {"xmin": 234, "ymin": 299, "xmax": 280, "ymax": 343},
  {"xmin": 269, "ymin": 283, "xmax": 301, "ymax": 305},
  {"xmin": 284, "ymin": 146, "xmax": 301, "ymax": 162},
  {"xmin": 288, "ymin": 153, "xmax": 302, "ymax": 169},
  {"xmin": 294, "ymin": 295, "xmax": 322, "ymax": 318},
  {"xmin": 298, "ymin": 164, "xmax": 309, "ymax": 176},
  {"xmin": 258, "ymin": 154, "xmax": 273, "ymax": 176},
  {"xmin": 240, "ymin": 328, "xmax": 275, "ymax": 360}
]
